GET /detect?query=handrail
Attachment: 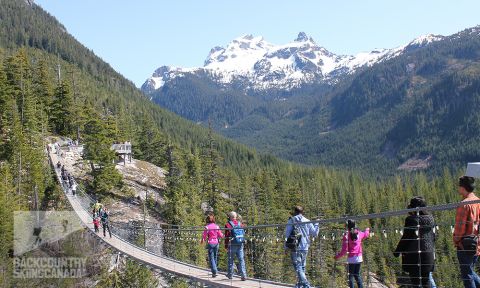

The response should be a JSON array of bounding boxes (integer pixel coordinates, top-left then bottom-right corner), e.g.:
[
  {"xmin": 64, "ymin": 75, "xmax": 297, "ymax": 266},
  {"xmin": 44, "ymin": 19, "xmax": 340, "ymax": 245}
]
[{"xmin": 109, "ymin": 200, "xmax": 477, "ymax": 232}]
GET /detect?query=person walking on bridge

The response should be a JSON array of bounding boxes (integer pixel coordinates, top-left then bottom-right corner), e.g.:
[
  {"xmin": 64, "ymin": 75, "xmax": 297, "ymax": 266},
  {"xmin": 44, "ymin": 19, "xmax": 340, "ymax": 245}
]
[
  {"xmin": 93, "ymin": 216, "xmax": 100, "ymax": 233},
  {"xmin": 201, "ymin": 213, "xmax": 224, "ymax": 278},
  {"xmin": 285, "ymin": 206, "xmax": 320, "ymax": 288},
  {"xmin": 100, "ymin": 207, "xmax": 112, "ymax": 238},
  {"xmin": 394, "ymin": 196, "xmax": 435, "ymax": 288},
  {"xmin": 71, "ymin": 182, "xmax": 77, "ymax": 196},
  {"xmin": 225, "ymin": 211, "xmax": 247, "ymax": 281},
  {"xmin": 454, "ymin": 176, "xmax": 480, "ymax": 288},
  {"xmin": 92, "ymin": 200, "xmax": 104, "ymax": 218},
  {"xmin": 335, "ymin": 219, "xmax": 370, "ymax": 288}
]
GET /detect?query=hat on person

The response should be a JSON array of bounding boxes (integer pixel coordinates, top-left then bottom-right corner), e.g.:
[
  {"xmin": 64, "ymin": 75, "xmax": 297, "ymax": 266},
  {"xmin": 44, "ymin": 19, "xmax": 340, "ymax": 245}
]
[{"xmin": 407, "ymin": 196, "xmax": 427, "ymax": 209}]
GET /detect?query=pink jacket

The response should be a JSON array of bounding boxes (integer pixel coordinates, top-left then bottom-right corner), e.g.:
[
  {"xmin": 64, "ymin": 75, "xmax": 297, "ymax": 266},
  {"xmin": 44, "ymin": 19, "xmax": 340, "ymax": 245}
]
[
  {"xmin": 202, "ymin": 223, "xmax": 224, "ymax": 245},
  {"xmin": 335, "ymin": 228, "xmax": 370, "ymax": 259}
]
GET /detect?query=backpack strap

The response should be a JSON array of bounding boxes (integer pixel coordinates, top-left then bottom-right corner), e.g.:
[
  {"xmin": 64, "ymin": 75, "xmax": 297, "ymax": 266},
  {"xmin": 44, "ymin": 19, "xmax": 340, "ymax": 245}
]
[
  {"xmin": 228, "ymin": 221, "xmax": 235, "ymax": 239},
  {"xmin": 292, "ymin": 216, "xmax": 299, "ymax": 228},
  {"xmin": 204, "ymin": 225, "xmax": 210, "ymax": 240},
  {"xmin": 288, "ymin": 217, "xmax": 297, "ymax": 236}
]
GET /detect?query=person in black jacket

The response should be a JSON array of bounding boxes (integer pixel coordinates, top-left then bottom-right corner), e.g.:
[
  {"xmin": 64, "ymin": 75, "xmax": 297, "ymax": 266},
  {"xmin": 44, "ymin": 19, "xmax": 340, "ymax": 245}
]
[{"xmin": 394, "ymin": 196, "xmax": 435, "ymax": 287}]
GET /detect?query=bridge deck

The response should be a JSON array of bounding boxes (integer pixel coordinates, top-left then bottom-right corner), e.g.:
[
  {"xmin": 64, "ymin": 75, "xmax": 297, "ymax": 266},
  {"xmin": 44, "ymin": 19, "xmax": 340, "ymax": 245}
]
[{"xmin": 49, "ymin": 149, "xmax": 292, "ymax": 288}]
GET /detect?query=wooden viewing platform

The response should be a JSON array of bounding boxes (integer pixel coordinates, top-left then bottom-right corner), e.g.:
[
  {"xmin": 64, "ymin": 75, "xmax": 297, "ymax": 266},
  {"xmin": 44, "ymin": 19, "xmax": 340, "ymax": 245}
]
[{"xmin": 49, "ymin": 148, "xmax": 292, "ymax": 288}]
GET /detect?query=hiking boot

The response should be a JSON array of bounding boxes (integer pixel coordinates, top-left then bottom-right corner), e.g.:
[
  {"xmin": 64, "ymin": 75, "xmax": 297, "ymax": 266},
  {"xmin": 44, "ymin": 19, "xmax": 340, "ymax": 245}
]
[
  {"xmin": 212, "ymin": 274, "xmax": 217, "ymax": 278},
  {"xmin": 226, "ymin": 274, "xmax": 232, "ymax": 279},
  {"xmin": 241, "ymin": 276, "xmax": 246, "ymax": 281}
]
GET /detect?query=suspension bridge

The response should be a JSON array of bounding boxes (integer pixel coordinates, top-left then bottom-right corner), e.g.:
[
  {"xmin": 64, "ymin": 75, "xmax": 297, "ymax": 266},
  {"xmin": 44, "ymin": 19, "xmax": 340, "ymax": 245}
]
[
  {"xmin": 49, "ymin": 146, "xmax": 293, "ymax": 287},
  {"xmin": 48, "ymin": 143, "xmax": 478, "ymax": 287}
]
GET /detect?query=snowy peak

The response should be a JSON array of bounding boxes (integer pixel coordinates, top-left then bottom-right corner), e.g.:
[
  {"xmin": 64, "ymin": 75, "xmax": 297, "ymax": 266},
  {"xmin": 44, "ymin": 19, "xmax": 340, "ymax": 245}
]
[
  {"xmin": 201, "ymin": 33, "xmax": 340, "ymax": 87},
  {"xmin": 404, "ymin": 34, "xmax": 445, "ymax": 50},
  {"xmin": 140, "ymin": 65, "xmax": 197, "ymax": 94},
  {"xmin": 408, "ymin": 34, "xmax": 444, "ymax": 46},
  {"xmin": 143, "ymin": 32, "xmax": 446, "ymax": 93},
  {"xmin": 228, "ymin": 34, "xmax": 269, "ymax": 51},
  {"xmin": 294, "ymin": 32, "xmax": 316, "ymax": 44},
  {"xmin": 203, "ymin": 34, "xmax": 273, "ymax": 74}
]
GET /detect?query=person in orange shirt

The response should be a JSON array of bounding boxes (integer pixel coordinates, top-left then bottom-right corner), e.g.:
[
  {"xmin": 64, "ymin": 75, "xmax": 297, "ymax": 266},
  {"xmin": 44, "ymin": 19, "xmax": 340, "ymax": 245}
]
[{"xmin": 454, "ymin": 176, "xmax": 480, "ymax": 288}]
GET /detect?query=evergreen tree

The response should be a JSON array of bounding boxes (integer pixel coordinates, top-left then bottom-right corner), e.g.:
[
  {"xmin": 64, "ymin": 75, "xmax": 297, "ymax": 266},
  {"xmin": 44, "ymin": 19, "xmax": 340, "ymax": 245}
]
[
  {"xmin": 201, "ymin": 124, "xmax": 227, "ymax": 215},
  {"xmin": 32, "ymin": 58, "xmax": 53, "ymax": 139},
  {"xmin": 120, "ymin": 260, "xmax": 159, "ymax": 288},
  {"xmin": 163, "ymin": 143, "xmax": 189, "ymax": 225},
  {"xmin": 50, "ymin": 80, "xmax": 74, "ymax": 135},
  {"xmin": 135, "ymin": 117, "xmax": 167, "ymax": 168},
  {"xmin": 83, "ymin": 109, "xmax": 122, "ymax": 195}
]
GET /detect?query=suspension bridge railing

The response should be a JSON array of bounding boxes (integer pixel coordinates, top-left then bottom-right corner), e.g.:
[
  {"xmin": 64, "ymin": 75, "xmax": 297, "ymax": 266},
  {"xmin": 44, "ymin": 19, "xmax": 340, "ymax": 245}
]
[{"xmin": 105, "ymin": 201, "xmax": 478, "ymax": 288}]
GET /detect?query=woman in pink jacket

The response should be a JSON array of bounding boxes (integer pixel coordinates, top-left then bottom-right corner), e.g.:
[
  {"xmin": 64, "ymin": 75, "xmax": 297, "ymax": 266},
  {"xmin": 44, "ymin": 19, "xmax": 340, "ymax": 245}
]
[
  {"xmin": 201, "ymin": 214, "xmax": 224, "ymax": 277},
  {"xmin": 334, "ymin": 219, "xmax": 370, "ymax": 288}
]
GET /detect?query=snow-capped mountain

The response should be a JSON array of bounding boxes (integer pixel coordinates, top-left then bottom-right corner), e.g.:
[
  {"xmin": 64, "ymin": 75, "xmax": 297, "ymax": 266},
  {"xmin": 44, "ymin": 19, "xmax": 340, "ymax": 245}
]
[{"xmin": 142, "ymin": 32, "xmax": 444, "ymax": 93}]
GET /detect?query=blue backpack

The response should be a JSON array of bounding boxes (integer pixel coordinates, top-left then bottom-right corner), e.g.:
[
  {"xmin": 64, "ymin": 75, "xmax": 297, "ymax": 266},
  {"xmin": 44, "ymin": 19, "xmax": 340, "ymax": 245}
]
[{"xmin": 229, "ymin": 221, "xmax": 245, "ymax": 244}]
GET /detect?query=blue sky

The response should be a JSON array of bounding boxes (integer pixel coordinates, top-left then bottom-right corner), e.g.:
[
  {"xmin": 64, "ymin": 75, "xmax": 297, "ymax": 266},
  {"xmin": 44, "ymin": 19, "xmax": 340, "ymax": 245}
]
[{"xmin": 36, "ymin": 0, "xmax": 480, "ymax": 87}]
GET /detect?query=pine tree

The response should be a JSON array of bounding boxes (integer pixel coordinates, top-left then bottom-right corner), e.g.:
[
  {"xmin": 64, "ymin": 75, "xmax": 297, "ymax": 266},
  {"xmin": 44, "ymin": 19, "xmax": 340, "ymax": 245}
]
[
  {"xmin": 83, "ymin": 109, "xmax": 122, "ymax": 195},
  {"xmin": 163, "ymin": 143, "xmax": 189, "ymax": 225},
  {"xmin": 50, "ymin": 80, "xmax": 74, "ymax": 136},
  {"xmin": 201, "ymin": 123, "xmax": 228, "ymax": 215},
  {"xmin": 32, "ymin": 58, "xmax": 53, "ymax": 142},
  {"xmin": 135, "ymin": 117, "xmax": 167, "ymax": 168},
  {"xmin": 0, "ymin": 163, "xmax": 16, "ymax": 288},
  {"xmin": 120, "ymin": 260, "xmax": 159, "ymax": 288}
]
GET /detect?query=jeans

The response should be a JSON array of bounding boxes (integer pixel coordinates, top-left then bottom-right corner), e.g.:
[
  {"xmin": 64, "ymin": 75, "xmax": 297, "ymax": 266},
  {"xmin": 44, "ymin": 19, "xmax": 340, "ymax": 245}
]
[
  {"xmin": 429, "ymin": 272, "xmax": 436, "ymax": 288},
  {"xmin": 408, "ymin": 269, "xmax": 430, "ymax": 288},
  {"xmin": 291, "ymin": 250, "xmax": 310, "ymax": 288},
  {"xmin": 348, "ymin": 263, "xmax": 363, "ymax": 288},
  {"xmin": 457, "ymin": 250, "xmax": 480, "ymax": 288},
  {"xmin": 227, "ymin": 244, "xmax": 246, "ymax": 278},
  {"xmin": 207, "ymin": 243, "xmax": 219, "ymax": 275},
  {"xmin": 102, "ymin": 222, "xmax": 111, "ymax": 238}
]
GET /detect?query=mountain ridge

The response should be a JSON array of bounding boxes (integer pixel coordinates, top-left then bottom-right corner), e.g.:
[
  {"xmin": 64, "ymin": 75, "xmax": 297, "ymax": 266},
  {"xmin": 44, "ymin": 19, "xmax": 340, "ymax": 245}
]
[{"xmin": 141, "ymin": 32, "xmax": 444, "ymax": 93}]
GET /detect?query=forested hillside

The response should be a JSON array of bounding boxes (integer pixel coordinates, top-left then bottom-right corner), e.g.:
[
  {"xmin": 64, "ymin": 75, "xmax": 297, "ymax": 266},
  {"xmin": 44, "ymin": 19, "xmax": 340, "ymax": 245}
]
[{"xmin": 0, "ymin": 0, "xmax": 473, "ymax": 287}]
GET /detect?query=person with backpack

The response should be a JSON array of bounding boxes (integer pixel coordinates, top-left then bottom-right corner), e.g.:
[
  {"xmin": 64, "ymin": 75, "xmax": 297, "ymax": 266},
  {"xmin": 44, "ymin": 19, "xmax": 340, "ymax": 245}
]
[
  {"xmin": 394, "ymin": 196, "xmax": 435, "ymax": 288},
  {"xmin": 334, "ymin": 219, "xmax": 370, "ymax": 288},
  {"xmin": 454, "ymin": 176, "xmax": 480, "ymax": 288},
  {"xmin": 285, "ymin": 206, "xmax": 320, "ymax": 288},
  {"xmin": 224, "ymin": 211, "xmax": 247, "ymax": 281},
  {"xmin": 201, "ymin": 213, "xmax": 224, "ymax": 278},
  {"xmin": 100, "ymin": 207, "xmax": 112, "ymax": 238},
  {"xmin": 92, "ymin": 200, "xmax": 104, "ymax": 218}
]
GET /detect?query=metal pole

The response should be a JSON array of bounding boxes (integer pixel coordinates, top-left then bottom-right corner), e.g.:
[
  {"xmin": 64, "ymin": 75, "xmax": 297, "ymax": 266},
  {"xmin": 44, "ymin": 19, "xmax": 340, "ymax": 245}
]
[{"xmin": 144, "ymin": 187, "xmax": 148, "ymax": 248}]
